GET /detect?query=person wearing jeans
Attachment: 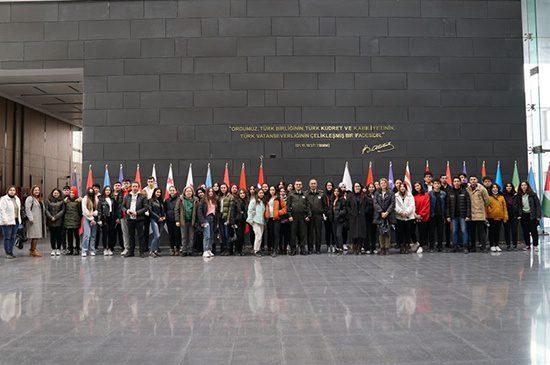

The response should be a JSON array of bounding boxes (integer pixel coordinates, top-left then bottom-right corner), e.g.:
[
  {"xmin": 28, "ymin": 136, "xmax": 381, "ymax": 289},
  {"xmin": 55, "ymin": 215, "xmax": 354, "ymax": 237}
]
[
  {"xmin": 447, "ymin": 177, "xmax": 471, "ymax": 253},
  {"xmin": 0, "ymin": 186, "xmax": 22, "ymax": 259},
  {"xmin": 197, "ymin": 188, "xmax": 217, "ymax": 258},
  {"xmin": 81, "ymin": 188, "xmax": 98, "ymax": 256},
  {"xmin": 148, "ymin": 188, "xmax": 166, "ymax": 257},
  {"xmin": 247, "ymin": 189, "xmax": 266, "ymax": 256}
]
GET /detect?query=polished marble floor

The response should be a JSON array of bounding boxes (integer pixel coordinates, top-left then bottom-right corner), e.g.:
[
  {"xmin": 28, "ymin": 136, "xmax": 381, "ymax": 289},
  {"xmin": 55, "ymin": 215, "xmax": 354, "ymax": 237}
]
[{"xmin": 0, "ymin": 241, "xmax": 549, "ymax": 365}]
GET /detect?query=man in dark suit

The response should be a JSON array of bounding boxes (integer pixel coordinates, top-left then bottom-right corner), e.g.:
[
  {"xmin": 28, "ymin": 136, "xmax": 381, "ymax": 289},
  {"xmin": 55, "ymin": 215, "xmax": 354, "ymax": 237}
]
[{"xmin": 122, "ymin": 182, "xmax": 149, "ymax": 257}]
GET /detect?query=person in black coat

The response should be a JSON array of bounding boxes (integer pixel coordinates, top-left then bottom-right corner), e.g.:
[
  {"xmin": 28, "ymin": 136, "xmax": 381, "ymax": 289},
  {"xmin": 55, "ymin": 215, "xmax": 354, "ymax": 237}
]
[
  {"xmin": 347, "ymin": 182, "xmax": 367, "ymax": 255},
  {"xmin": 373, "ymin": 178, "xmax": 395, "ymax": 255},
  {"xmin": 323, "ymin": 181, "xmax": 335, "ymax": 252},
  {"xmin": 98, "ymin": 186, "xmax": 119, "ymax": 256},
  {"xmin": 502, "ymin": 182, "xmax": 519, "ymax": 250},
  {"xmin": 330, "ymin": 189, "xmax": 347, "ymax": 255},
  {"xmin": 364, "ymin": 183, "xmax": 377, "ymax": 254},
  {"xmin": 515, "ymin": 181, "xmax": 542, "ymax": 251},
  {"xmin": 121, "ymin": 182, "xmax": 149, "ymax": 257},
  {"xmin": 229, "ymin": 188, "xmax": 248, "ymax": 256},
  {"xmin": 446, "ymin": 177, "xmax": 471, "ymax": 253},
  {"xmin": 164, "ymin": 186, "xmax": 181, "ymax": 255}
]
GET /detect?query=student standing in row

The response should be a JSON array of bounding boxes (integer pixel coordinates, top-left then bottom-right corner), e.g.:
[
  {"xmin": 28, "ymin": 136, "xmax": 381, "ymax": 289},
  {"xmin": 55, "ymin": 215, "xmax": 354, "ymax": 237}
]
[
  {"xmin": 25, "ymin": 185, "xmax": 44, "ymax": 257},
  {"xmin": 247, "ymin": 189, "xmax": 266, "ymax": 257},
  {"xmin": 122, "ymin": 182, "xmax": 149, "ymax": 258},
  {"xmin": 502, "ymin": 183, "xmax": 519, "ymax": 250},
  {"xmin": 287, "ymin": 180, "xmax": 311, "ymax": 255},
  {"xmin": 81, "ymin": 188, "xmax": 98, "ymax": 257},
  {"xmin": 374, "ymin": 178, "xmax": 395, "ymax": 255},
  {"xmin": 45, "ymin": 188, "xmax": 66, "ymax": 257},
  {"xmin": 164, "ymin": 186, "xmax": 181, "ymax": 256},
  {"xmin": 486, "ymin": 184, "xmax": 508, "ymax": 252},
  {"xmin": 98, "ymin": 186, "xmax": 118, "ymax": 256},
  {"xmin": 516, "ymin": 181, "xmax": 541, "ymax": 252},
  {"xmin": 306, "ymin": 179, "xmax": 325, "ymax": 254},
  {"xmin": 0, "ymin": 186, "xmax": 22, "ymax": 259},
  {"xmin": 148, "ymin": 188, "xmax": 166, "ymax": 258},
  {"xmin": 63, "ymin": 188, "xmax": 82, "ymax": 255},
  {"xmin": 467, "ymin": 176, "xmax": 489, "ymax": 252},
  {"xmin": 447, "ymin": 177, "xmax": 471, "ymax": 253},
  {"xmin": 395, "ymin": 184, "xmax": 415, "ymax": 254}
]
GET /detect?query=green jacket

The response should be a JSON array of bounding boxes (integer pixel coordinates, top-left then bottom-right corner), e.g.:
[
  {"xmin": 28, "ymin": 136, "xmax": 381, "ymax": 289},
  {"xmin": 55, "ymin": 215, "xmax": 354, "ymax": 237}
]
[
  {"xmin": 63, "ymin": 198, "xmax": 82, "ymax": 229},
  {"xmin": 175, "ymin": 195, "xmax": 198, "ymax": 226},
  {"xmin": 219, "ymin": 194, "xmax": 233, "ymax": 221}
]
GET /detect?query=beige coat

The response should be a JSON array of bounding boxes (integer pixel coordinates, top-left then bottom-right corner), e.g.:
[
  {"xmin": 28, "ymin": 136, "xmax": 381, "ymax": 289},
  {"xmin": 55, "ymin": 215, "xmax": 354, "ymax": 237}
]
[{"xmin": 466, "ymin": 184, "xmax": 489, "ymax": 221}]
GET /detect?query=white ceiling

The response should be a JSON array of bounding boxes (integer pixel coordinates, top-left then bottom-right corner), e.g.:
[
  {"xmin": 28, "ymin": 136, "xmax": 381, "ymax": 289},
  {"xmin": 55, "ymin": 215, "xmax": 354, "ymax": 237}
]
[{"xmin": 0, "ymin": 68, "xmax": 83, "ymax": 127}]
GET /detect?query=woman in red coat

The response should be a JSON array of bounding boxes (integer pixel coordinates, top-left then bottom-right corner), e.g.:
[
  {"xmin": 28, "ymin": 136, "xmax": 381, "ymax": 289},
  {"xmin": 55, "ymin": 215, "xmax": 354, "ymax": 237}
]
[{"xmin": 413, "ymin": 182, "xmax": 430, "ymax": 253}]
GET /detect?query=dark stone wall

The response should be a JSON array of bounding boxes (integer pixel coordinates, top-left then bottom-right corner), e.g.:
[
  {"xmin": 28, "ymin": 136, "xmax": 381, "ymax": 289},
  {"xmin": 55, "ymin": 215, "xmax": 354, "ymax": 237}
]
[{"xmin": 0, "ymin": 0, "xmax": 526, "ymax": 186}]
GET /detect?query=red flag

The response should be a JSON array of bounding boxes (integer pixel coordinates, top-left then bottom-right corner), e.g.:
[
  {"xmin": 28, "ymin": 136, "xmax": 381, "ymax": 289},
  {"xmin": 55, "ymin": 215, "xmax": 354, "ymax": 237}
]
[
  {"xmin": 238, "ymin": 163, "xmax": 247, "ymax": 190},
  {"xmin": 85, "ymin": 164, "xmax": 94, "ymax": 189},
  {"xmin": 164, "ymin": 163, "xmax": 174, "ymax": 200},
  {"xmin": 425, "ymin": 160, "xmax": 430, "ymax": 173},
  {"xmin": 365, "ymin": 161, "xmax": 374, "ymax": 186},
  {"xmin": 257, "ymin": 157, "xmax": 265, "ymax": 188},
  {"xmin": 135, "ymin": 163, "xmax": 142, "ymax": 189},
  {"xmin": 481, "ymin": 161, "xmax": 487, "ymax": 177},
  {"xmin": 445, "ymin": 161, "xmax": 452, "ymax": 185},
  {"xmin": 223, "ymin": 163, "xmax": 231, "ymax": 187}
]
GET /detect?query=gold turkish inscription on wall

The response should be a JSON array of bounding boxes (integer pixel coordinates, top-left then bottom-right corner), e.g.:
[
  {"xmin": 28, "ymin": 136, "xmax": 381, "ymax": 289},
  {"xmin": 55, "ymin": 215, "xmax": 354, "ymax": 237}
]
[{"xmin": 229, "ymin": 123, "xmax": 396, "ymax": 153}]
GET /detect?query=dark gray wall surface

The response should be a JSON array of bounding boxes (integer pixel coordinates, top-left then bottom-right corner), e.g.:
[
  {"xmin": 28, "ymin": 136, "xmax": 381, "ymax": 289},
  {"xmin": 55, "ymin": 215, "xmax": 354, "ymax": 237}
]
[{"xmin": 0, "ymin": 0, "xmax": 527, "ymax": 186}]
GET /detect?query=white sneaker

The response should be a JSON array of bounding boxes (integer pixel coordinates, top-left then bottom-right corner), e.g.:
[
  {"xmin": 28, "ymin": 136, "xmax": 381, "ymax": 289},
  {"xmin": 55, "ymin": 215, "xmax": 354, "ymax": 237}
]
[
  {"xmin": 417, "ymin": 247, "xmax": 423, "ymax": 254},
  {"xmin": 202, "ymin": 251, "xmax": 209, "ymax": 258},
  {"xmin": 366, "ymin": 250, "xmax": 371, "ymax": 255},
  {"xmin": 103, "ymin": 250, "xmax": 109, "ymax": 256},
  {"xmin": 343, "ymin": 244, "xmax": 348, "ymax": 251},
  {"xmin": 90, "ymin": 251, "xmax": 96, "ymax": 256},
  {"xmin": 534, "ymin": 247, "xmax": 539, "ymax": 252},
  {"xmin": 50, "ymin": 251, "xmax": 56, "ymax": 256},
  {"xmin": 490, "ymin": 246, "xmax": 497, "ymax": 252},
  {"xmin": 495, "ymin": 246, "xmax": 502, "ymax": 252},
  {"xmin": 81, "ymin": 251, "xmax": 87, "ymax": 257},
  {"xmin": 121, "ymin": 249, "xmax": 128, "ymax": 256},
  {"xmin": 208, "ymin": 250, "xmax": 214, "ymax": 257}
]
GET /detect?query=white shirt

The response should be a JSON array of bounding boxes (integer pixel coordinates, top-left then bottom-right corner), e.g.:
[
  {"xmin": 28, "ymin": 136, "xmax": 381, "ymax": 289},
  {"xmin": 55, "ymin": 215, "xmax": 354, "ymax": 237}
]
[
  {"xmin": 143, "ymin": 186, "xmax": 155, "ymax": 199},
  {"xmin": 105, "ymin": 197, "xmax": 112, "ymax": 213},
  {"xmin": 129, "ymin": 192, "xmax": 138, "ymax": 219}
]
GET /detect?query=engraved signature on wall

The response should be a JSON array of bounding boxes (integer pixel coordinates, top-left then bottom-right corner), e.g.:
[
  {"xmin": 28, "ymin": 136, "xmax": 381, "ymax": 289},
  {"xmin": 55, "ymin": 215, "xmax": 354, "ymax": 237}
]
[{"xmin": 361, "ymin": 141, "xmax": 395, "ymax": 155}]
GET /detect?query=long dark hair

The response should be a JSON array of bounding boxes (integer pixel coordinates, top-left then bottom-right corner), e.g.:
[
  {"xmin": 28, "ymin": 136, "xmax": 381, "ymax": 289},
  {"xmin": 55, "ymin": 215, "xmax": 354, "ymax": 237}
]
[
  {"xmin": 518, "ymin": 181, "xmax": 536, "ymax": 196},
  {"xmin": 412, "ymin": 182, "xmax": 425, "ymax": 195},
  {"xmin": 151, "ymin": 187, "xmax": 163, "ymax": 202},
  {"xmin": 204, "ymin": 188, "xmax": 217, "ymax": 205},
  {"xmin": 85, "ymin": 188, "xmax": 96, "ymax": 211},
  {"xmin": 503, "ymin": 182, "xmax": 516, "ymax": 197},
  {"xmin": 101, "ymin": 185, "xmax": 112, "ymax": 198},
  {"xmin": 49, "ymin": 188, "xmax": 62, "ymax": 200}
]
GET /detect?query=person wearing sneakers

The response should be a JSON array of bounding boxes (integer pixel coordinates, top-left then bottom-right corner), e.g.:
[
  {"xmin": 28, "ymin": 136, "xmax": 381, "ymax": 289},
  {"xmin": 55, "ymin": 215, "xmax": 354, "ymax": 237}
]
[
  {"xmin": 25, "ymin": 185, "xmax": 45, "ymax": 257},
  {"xmin": 148, "ymin": 187, "xmax": 166, "ymax": 258},
  {"xmin": 98, "ymin": 186, "xmax": 118, "ymax": 256},
  {"xmin": 247, "ymin": 188, "xmax": 266, "ymax": 257},
  {"xmin": 486, "ymin": 184, "xmax": 508, "ymax": 252},
  {"xmin": 515, "ymin": 181, "xmax": 542, "ymax": 252},
  {"xmin": 81, "ymin": 188, "xmax": 99, "ymax": 257},
  {"xmin": 197, "ymin": 188, "xmax": 217, "ymax": 258},
  {"xmin": 0, "ymin": 186, "xmax": 22, "ymax": 259},
  {"xmin": 45, "ymin": 188, "xmax": 66, "ymax": 257}
]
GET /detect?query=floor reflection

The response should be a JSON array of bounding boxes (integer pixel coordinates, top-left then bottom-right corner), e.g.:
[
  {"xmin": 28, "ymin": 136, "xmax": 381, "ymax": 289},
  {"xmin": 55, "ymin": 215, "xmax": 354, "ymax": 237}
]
[{"xmin": 0, "ymin": 241, "xmax": 548, "ymax": 364}]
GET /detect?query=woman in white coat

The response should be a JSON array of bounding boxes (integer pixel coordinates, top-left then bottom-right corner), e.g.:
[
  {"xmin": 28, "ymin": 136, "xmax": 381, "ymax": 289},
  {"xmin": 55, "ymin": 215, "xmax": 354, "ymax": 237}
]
[
  {"xmin": 394, "ymin": 184, "xmax": 416, "ymax": 254},
  {"xmin": 0, "ymin": 186, "xmax": 21, "ymax": 259},
  {"xmin": 25, "ymin": 185, "xmax": 44, "ymax": 257}
]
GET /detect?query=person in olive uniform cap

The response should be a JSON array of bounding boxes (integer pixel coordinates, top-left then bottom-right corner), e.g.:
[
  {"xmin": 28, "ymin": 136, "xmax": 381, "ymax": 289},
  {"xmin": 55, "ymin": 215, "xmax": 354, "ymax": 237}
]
[
  {"xmin": 306, "ymin": 179, "xmax": 327, "ymax": 254},
  {"xmin": 287, "ymin": 180, "xmax": 311, "ymax": 255}
]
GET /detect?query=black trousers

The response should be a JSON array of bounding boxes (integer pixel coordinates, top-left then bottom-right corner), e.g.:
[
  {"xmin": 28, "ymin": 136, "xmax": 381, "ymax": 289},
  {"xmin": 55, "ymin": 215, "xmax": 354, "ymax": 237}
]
[
  {"xmin": 234, "ymin": 222, "xmax": 245, "ymax": 254},
  {"xmin": 444, "ymin": 220, "xmax": 451, "ymax": 247},
  {"xmin": 65, "ymin": 228, "xmax": 80, "ymax": 252},
  {"xmin": 101, "ymin": 217, "xmax": 117, "ymax": 250},
  {"xmin": 290, "ymin": 216, "xmax": 308, "ymax": 252},
  {"xmin": 143, "ymin": 217, "xmax": 150, "ymax": 252},
  {"xmin": 94, "ymin": 223, "xmax": 101, "ymax": 250},
  {"xmin": 487, "ymin": 219, "xmax": 502, "ymax": 247},
  {"xmin": 49, "ymin": 226, "xmax": 64, "ymax": 250},
  {"xmin": 60, "ymin": 228, "xmax": 67, "ymax": 250},
  {"xmin": 127, "ymin": 219, "xmax": 145, "ymax": 254},
  {"xmin": 395, "ymin": 219, "xmax": 412, "ymax": 248},
  {"xmin": 520, "ymin": 213, "xmax": 539, "ymax": 247},
  {"xmin": 429, "ymin": 215, "xmax": 445, "ymax": 250},
  {"xmin": 333, "ymin": 221, "xmax": 345, "ymax": 250},
  {"xmin": 365, "ymin": 223, "xmax": 378, "ymax": 252},
  {"xmin": 279, "ymin": 221, "xmax": 290, "ymax": 253},
  {"xmin": 307, "ymin": 215, "xmax": 323, "ymax": 252},
  {"xmin": 503, "ymin": 218, "xmax": 518, "ymax": 247},
  {"xmin": 266, "ymin": 218, "xmax": 280, "ymax": 252},
  {"xmin": 468, "ymin": 220, "xmax": 487, "ymax": 250},
  {"xmin": 166, "ymin": 220, "xmax": 181, "ymax": 250},
  {"xmin": 324, "ymin": 219, "xmax": 335, "ymax": 248},
  {"xmin": 416, "ymin": 221, "xmax": 429, "ymax": 248}
]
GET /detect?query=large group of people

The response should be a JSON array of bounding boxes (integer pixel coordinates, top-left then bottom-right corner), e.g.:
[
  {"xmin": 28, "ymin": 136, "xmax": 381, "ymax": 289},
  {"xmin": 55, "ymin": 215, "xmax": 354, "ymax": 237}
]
[{"xmin": 0, "ymin": 171, "xmax": 543, "ymax": 260}]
